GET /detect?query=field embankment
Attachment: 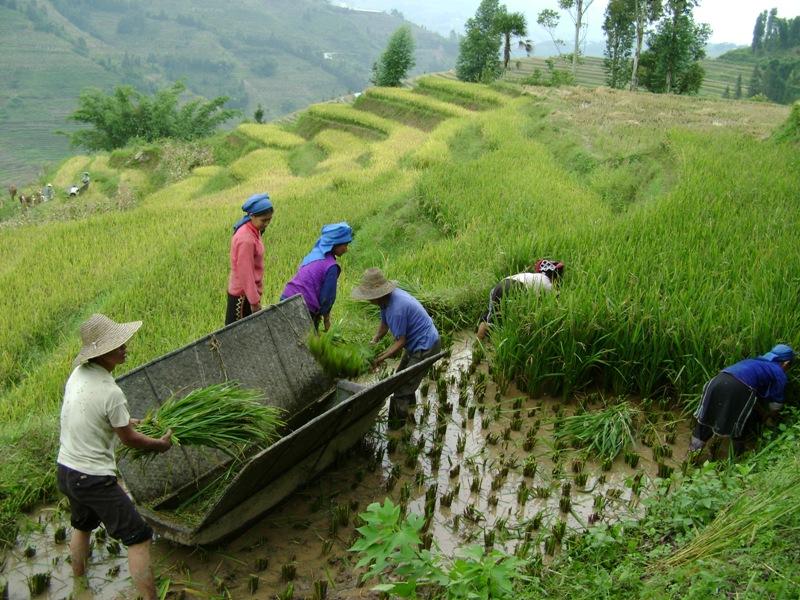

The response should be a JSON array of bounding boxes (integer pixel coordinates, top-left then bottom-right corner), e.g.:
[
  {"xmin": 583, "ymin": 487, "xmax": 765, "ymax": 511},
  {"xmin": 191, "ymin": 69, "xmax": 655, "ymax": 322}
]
[{"xmin": 1, "ymin": 74, "xmax": 798, "ymax": 595}]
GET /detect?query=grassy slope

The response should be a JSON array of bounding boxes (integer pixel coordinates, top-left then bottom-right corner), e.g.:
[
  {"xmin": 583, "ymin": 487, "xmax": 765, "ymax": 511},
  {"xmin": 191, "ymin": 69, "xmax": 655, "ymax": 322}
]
[
  {"xmin": 0, "ymin": 77, "xmax": 797, "ymax": 593},
  {"xmin": 0, "ymin": 0, "xmax": 458, "ymax": 184}
]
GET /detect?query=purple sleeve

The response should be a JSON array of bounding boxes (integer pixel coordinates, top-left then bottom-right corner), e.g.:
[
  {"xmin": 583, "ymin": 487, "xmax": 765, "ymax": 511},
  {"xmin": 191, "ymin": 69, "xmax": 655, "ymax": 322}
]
[{"xmin": 318, "ymin": 266, "xmax": 339, "ymax": 315}]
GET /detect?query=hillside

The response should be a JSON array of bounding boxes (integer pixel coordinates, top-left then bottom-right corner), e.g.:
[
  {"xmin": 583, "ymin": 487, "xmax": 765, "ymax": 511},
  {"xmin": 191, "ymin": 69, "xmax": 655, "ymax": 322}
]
[
  {"xmin": 0, "ymin": 75, "xmax": 798, "ymax": 597},
  {"xmin": 498, "ymin": 55, "xmax": 756, "ymax": 99},
  {"xmin": 0, "ymin": 0, "xmax": 458, "ymax": 184}
]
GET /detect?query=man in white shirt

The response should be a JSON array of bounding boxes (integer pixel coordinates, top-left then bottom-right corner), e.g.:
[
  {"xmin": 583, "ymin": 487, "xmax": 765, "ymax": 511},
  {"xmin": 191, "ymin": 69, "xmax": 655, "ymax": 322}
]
[
  {"xmin": 476, "ymin": 259, "xmax": 564, "ymax": 340},
  {"xmin": 57, "ymin": 314, "xmax": 172, "ymax": 600}
]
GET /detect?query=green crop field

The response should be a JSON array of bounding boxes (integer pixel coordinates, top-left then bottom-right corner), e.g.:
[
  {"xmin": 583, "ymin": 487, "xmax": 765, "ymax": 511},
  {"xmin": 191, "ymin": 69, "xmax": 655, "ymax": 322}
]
[
  {"xmin": 1, "ymin": 73, "xmax": 798, "ymax": 596},
  {"xmin": 502, "ymin": 55, "xmax": 756, "ymax": 99},
  {"xmin": 0, "ymin": 0, "xmax": 458, "ymax": 185}
]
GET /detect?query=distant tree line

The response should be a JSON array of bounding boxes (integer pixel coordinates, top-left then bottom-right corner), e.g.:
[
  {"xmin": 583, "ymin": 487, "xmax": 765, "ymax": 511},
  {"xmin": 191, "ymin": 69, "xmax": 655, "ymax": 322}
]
[
  {"xmin": 65, "ymin": 81, "xmax": 239, "ymax": 151},
  {"xmin": 747, "ymin": 9, "xmax": 800, "ymax": 104},
  {"xmin": 603, "ymin": 0, "xmax": 710, "ymax": 94}
]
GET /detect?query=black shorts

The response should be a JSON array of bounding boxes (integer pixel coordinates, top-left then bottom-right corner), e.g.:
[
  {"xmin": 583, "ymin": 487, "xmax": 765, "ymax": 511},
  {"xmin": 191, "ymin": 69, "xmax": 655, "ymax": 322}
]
[
  {"xmin": 479, "ymin": 278, "xmax": 525, "ymax": 324},
  {"xmin": 57, "ymin": 464, "xmax": 153, "ymax": 547}
]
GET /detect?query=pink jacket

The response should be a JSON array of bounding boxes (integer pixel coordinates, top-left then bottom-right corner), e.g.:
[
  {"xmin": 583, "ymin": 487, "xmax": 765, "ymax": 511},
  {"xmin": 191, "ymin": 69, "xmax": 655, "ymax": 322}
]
[{"xmin": 228, "ymin": 222, "xmax": 264, "ymax": 305}]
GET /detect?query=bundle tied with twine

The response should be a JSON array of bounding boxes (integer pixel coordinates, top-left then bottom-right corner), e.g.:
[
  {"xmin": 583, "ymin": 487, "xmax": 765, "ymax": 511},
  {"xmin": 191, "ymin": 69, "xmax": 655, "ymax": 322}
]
[{"xmin": 120, "ymin": 382, "xmax": 285, "ymax": 462}]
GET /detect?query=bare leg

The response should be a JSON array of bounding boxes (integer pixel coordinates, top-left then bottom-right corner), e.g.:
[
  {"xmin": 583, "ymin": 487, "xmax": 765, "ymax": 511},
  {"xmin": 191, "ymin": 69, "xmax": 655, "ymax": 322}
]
[
  {"xmin": 476, "ymin": 322, "xmax": 488, "ymax": 341},
  {"xmin": 69, "ymin": 529, "xmax": 91, "ymax": 577},
  {"xmin": 127, "ymin": 540, "xmax": 157, "ymax": 600}
]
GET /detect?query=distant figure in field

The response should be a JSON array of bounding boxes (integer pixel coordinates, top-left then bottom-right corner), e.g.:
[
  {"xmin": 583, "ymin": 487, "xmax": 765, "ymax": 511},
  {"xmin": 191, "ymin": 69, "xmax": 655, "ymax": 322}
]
[
  {"xmin": 7, "ymin": 184, "xmax": 16, "ymax": 204},
  {"xmin": 80, "ymin": 172, "xmax": 90, "ymax": 193},
  {"xmin": 32, "ymin": 191, "xmax": 44, "ymax": 206},
  {"xmin": 19, "ymin": 194, "xmax": 29, "ymax": 209},
  {"xmin": 690, "ymin": 344, "xmax": 794, "ymax": 453},
  {"xmin": 280, "ymin": 222, "xmax": 353, "ymax": 331},
  {"xmin": 226, "ymin": 193, "xmax": 274, "ymax": 325},
  {"xmin": 476, "ymin": 259, "xmax": 564, "ymax": 340},
  {"xmin": 69, "ymin": 185, "xmax": 80, "ymax": 197},
  {"xmin": 43, "ymin": 183, "xmax": 54, "ymax": 202}
]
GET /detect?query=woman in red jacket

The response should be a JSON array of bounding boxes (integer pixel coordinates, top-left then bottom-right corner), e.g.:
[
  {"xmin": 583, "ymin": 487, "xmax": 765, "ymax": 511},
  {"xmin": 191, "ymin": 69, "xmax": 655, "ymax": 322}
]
[{"xmin": 226, "ymin": 193, "xmax": 273, "ymax": 325}]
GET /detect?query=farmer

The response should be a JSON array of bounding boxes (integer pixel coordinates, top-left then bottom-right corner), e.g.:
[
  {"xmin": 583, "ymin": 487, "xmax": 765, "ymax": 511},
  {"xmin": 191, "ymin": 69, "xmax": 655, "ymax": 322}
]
[
  {"xmin": 476, "ymin": 259, "xmax": 564, "ymax": 340},
  {"xmin": 226, "ymin": 193, "xmax": 273, "ymax": 325},
  {"xmin": 280, "ymin": 222, "xmax": 353, "ymax": 330},
  {"xmin": 690, "ymin": 343, "xmax": 794, "ymax": 453},
  {"xmin": 57, "ymin": 314, "xmax": 172, "ymax": 600},
  {"xmin": 43, "ymin": 183, "xmax": 54, "ymax": 201},
  {"xmin": 352, "ymin": 268, "xmax": 440, "ymax": 429}
]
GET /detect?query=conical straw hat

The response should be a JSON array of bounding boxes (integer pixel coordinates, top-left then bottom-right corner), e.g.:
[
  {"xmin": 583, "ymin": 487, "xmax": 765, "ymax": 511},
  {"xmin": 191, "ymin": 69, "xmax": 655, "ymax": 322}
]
[{"xmin": 73, "ymin": 314, "xmax": 142, "ymax": 367}]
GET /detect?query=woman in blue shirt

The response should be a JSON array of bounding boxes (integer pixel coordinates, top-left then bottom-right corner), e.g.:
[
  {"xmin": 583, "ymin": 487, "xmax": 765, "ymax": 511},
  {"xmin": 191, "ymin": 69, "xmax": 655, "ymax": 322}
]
[
  {"xmin": 690, "ymin": 343, "xmax": 794, "ymax": 452},
  {"xmin": 352, "ymin": 268, "xmax": 440, "ymax": 429}
]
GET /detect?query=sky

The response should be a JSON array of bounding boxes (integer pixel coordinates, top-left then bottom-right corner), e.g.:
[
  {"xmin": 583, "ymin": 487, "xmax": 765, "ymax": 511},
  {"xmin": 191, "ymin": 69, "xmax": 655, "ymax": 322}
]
[{"xmin": 348, "ymin": 1, "xmax": 800, "ymax": 45}]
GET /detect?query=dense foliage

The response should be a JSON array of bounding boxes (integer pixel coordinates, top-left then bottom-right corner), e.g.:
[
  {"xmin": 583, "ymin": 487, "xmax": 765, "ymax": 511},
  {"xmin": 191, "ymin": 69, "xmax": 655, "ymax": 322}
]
[
  {"xmin": 455, "ymin": 0, "xmax": 503, "ymax": 83},
  {"xmin": 371, "ymin": 26, "xmax": 416, "ymax": 88},
  {"xmin": 66, "ymin": 82, "xmax": 239, "ymax": 151}
]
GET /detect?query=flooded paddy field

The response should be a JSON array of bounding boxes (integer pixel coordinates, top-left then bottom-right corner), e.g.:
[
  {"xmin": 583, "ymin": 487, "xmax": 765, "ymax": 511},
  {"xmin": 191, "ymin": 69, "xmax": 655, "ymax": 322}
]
[{"xmin": 1, "ymin": 336, "xmax": 692, "ymax": 599}]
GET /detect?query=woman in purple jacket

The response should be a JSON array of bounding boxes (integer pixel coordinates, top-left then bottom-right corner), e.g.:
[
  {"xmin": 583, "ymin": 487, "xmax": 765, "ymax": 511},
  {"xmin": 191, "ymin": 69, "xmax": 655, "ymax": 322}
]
[{"xmin": 281, "ymin": 222, "xmax": 353, "ymax": 330}]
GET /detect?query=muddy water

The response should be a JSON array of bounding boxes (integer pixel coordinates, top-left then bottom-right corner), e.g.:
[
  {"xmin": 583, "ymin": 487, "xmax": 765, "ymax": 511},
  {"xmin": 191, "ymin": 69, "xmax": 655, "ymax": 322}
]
[{"xmin": 2, "ymin": 335, "xmax": 691, "ymax": 599}]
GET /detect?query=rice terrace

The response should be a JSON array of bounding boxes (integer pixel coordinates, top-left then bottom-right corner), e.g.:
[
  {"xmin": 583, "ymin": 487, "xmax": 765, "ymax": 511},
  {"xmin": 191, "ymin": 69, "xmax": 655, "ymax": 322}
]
[{"xmin": 2, "ymin": 1, "xmax": 800, "ymax": 599}]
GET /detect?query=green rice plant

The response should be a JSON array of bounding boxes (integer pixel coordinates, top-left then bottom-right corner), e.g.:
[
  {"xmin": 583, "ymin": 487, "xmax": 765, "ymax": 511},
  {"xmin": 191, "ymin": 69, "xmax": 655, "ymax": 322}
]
[
  {"xmin": 120, "ymin": 382, "xmax": 284, "ymax": 461},
  {"xmin": 236, "ymin": 123, "xmax": 305, "ymax": 149},
  {"xmin": 414, "ymin": 77, "xmax": 507, "ymax": 109},
  {"xmin": 363, "ymin": 87, "xmax": 471, "ymax": 119},
  {"xmin": 26, "ymin": 572, "xmax": 51, "ymax": 596},
  {"xmin": 306, "ymin": 326, "xmax": 374, "ymax": 379},
  {"xmin": 553, "ymin": 402, "xmax": 639, "ymax": 462},
  {"xmin": 305, "ymin": 104, "xmax": 396, "ymax": 137}
]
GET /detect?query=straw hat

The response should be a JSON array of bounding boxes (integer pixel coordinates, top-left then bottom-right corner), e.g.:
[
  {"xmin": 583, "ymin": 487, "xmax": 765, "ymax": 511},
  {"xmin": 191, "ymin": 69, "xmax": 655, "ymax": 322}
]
[
  {"xmin": 73, "ymin": 314, "xmax": 142, "ymax": 367},
  {"xmin": 351, "ymin": 268, "xmax": 397, "ymax": 301}
]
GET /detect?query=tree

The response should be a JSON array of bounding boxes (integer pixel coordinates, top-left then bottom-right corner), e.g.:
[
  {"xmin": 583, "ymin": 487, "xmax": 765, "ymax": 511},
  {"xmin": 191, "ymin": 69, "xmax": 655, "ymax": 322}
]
[
  {"xmin": 603, "ymin": 0, "xmax": 636, "ymax": 88},
  {"xmin": 638, "ymin": 0, "xmax": 710, "ymax": 94},
  {"xmin": 254, "ymin": 104, "xmax": 264, "ymax": 124},
  {"xmin": 494, "ymin": 9, "xmax": 529, "ymax": 70},
  {"xmin": 752, "ymin": 10, "xmax": 767, "ymax": 53},
  {"xmin": 371, "ymin": 25, "xmax": 415, "ymax": 87},
  {"xmin": 456, "ymin": 0, "xmax": 503, "ymax": 83},
  {"xmin": 66, "ymin": 82, "xmax": 239, "ymax": 151},
  {"xmin": 734, "ymin": 73, "xmax": 742, "ymax": 99},
  {"xmin": 630, "ymin": 0, "xmax": 662, "ymax": 91},
  {"xmin": 537, "ymin": 9, "xmax": 566, "ymax": 58},
  {"xmin": 557, "ymin": 0, "xmax": 595, "ymax": 78}
]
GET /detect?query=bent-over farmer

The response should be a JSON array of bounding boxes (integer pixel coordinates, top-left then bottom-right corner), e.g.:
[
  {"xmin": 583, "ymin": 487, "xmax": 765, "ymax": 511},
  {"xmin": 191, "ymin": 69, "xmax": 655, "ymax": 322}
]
[
  {"xmin": 57, "ymin": 314, "xmax": 172, "ymax": 600},
  {"xmin": 690, "ymin": 343, "xmax": 794, "ymax": 453},
  {"xmin": 226, "ymin": 193, "xmax": 274, "ymax": 325},
  {"xmin": 281, "ymin": 222, "xmax": 353, "ymax": 331},
  {"xmin": 352, "ymin": 268, "xmax": 440, "ymax": 429},
  {"xmin": 476, "ymin": 258, "xmax": 564, "ymax": 340}
]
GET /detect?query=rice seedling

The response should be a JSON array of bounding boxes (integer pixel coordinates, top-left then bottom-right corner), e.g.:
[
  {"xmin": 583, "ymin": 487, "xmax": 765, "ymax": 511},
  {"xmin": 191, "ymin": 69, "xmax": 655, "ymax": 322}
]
[
  {"xmin": 481, "ymin": 416, "xmax": 491, "ymax": 429},
  {"xmin": 588, "ymin": 512, "xmax": 601, "ymax": 525},
  {"xmin": 657, "ymin": 463, "xmax": 673, "ymax": 479},
  {"xmin": 665, "ymin": 431, "xmax": 677, "ymax": 445},
  {"xmin": 248, "ymin": 574, "xmax": 259, "ymax": 594},
  {"xmin": 467, "ymin": 405, "xmax": 476, "ymax": 420},
  {"xmin": 306, "ymin": 327, "xmax": 374, "ymax": 379},
  {"xmin": 54, "ymin": 526, "xmax": 66, "ymax": 544},
  {"xmin": 593, "ymin": 494, "xmax": 605, "ymax": 511},
  {"xmin": 312, "ymin": 579, "xmax": 328, "ymax": 600},
  {"xmin": 120, "ymin": 382, "xmax": 284, "ymax": 461},
  {"xmin": 571, "ymin": 458, "xmax": 585, "ymax": 473},
  {"xmin": 624, "ymin": 450, "xmax": 640, "ymax": 468},
  {"xmin": 277, "ymin": 582, "xmax": 294, "ymax": 600},
  {"xmin": 502, "ymin": 426, "xmax": 512, "ymax": 441},
  {"xmin": 534, "ymin": 486, "xmax": 551, "ymax": 499},
  {"xmin": 449, "ymin": 464, "xmax": 460, "ymax": 479},
  {"xmin": 94, "ymin": 527, "xmax": 106, "ymax": 542},
  {"xmin": 574, "ymin": 471, "xmax": 588, "ymax": 487},
  {"xmin": 487, "ymin": 433, "xmax": 499, "ymax": 446},
  {"xmin": 107, "ymin": 565, "xmax": 120, "ymax": 577},
  {"xmin": 491, "ymin": 477, "xmax": 503, "ymax": 491},
  {"xmin": 561, "ymin": 482, "xmax": 572, "ymax": 497},
  {"xmin": 321, "ymin": 539, "xmax": 333, "ymax": 555},
  {"xmin": 517, "ymin": 482, "xmax": 530, "ymax": 505},
  {"xmin": 255, "ymin": 556, "xmax": 269, "ymax": 571},
  {"xmin": 511, "ymin": 417, "xmax": 523, "ymax": 431},
  {"xmin": 523, "ymin": 457, "xmax": 537, "ymax": 478},
  {"xmin": 601, "ymin": 458, "xmax": 613, "ymax": 471},
  {"xmin": 552, "ymin": 520, "xmax": 567, "ymax": 541},
  {"xmin": 488, "ymin": 494, "xmax": 499, "ymax": 508},
  {"xmin": 597, "ymin": 473, "xmax": 607, "ymax": 485},
  {"xmin": 281, "ymin": 562, "xmax": 297, "ymax": 581},
  {"xmin": 484, "ymin": 529, "xmax": 496, "ymax": 549},
  {"xmin": 456, "ymin": 434, "xmax": 466, "ymax": 453},
  {"xmin": 420, "ymin": 382, "xmax": 430, "ymax": 397},
  {"xmin": 559, "ymin": 496, "xmax": 572, "ymax": 513},
  {"xmin": 606, "ymin": 488, "xmax": 623, "ymax": 500},
  {"xmin": 553, "ymin": 402, "xmax": 638, "ymax": 462},
  {"xmin": 470, "ymin": 477, "xmax": 481, "ymax": 493},
  {"xmin": 26, "ymin": 572, "xmax": 51, "ymax": 596},
  {"xmin": 23, "ymin": 545, "xmax": 36, "ymax": 558},
  {"xmin": 544, "ymin": 535, "xmax": 557, "ymax": 556},
  {"xmin": 386, "ymin": 437, "xmax": 398, "ymax": 454},
  {"xmin": 399, "ymin": 482, "xmax": 412, "ymax": 503},
  {"xmin": 440, "ymin": 489, "xmax": 455, "ymax": 507},
  {"xmin": 106, "ymin": 540, "xmax": 121, "ymax": 555}
]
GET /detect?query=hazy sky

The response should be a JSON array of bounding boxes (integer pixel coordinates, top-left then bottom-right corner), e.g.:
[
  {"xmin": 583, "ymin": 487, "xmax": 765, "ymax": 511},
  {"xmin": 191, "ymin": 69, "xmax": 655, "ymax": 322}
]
[{"xmin": 351, "ymin": 1, "xmax": 799, "ymax": 44}]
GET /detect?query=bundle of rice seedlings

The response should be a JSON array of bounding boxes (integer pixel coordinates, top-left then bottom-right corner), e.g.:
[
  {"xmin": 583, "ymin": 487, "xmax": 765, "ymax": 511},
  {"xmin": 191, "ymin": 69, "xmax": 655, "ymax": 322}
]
[
  {"xmin": 121, "ymin": 382, "xmax": 284, "ymax": 462},
  {"xmin": 306, "ymin": 325, "xmax": 374, "ymax": 379},
  {"xmin": 553, "ymin": 401, "xmax": 639, "ymax": 462},
  {"xmin": 660, "ymin": 459, "xmax": 800, "ymax": 569}
]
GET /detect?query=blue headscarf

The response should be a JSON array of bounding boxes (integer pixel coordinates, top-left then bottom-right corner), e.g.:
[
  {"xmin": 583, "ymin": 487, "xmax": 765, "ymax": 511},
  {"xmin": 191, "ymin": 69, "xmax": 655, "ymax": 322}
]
[
  {"xmin": 232, "ymin": 193, "xmax": 273, "ymax": 233},
  {"xmin": 301, "ymin": 222, "xmax": 353, "ymax": 266},
  {"xmin": 760, "ymin": 343, "xmax": 795, "ymax": 363}
]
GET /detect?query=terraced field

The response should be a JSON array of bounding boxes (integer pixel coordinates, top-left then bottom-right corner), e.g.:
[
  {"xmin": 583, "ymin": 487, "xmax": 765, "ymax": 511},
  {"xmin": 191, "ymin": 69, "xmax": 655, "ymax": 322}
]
[{"xmin": 498, "ymin": 55, "xmax": 756, "ymax": 98}]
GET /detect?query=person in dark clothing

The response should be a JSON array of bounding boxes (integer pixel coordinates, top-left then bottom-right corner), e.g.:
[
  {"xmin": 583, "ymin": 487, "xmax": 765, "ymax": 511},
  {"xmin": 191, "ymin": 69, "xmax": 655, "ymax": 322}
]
[{"xmin": 690, "ymin": 343, "xmax": 794, "ymax": 452}]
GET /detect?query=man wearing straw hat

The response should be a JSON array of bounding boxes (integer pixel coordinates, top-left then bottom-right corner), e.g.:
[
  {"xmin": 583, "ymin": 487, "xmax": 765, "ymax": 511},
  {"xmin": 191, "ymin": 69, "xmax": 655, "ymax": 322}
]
[
  {"xmin": 57, "ymin": 314, "xmax": 172, "ymax": 600},
  {"xmin": 690, "ymin": 343, "xmax": 794, "ymax": 454},
  {"xmin": 352, "ymin": 268, "xmax": 440, "ymax": 429}
]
